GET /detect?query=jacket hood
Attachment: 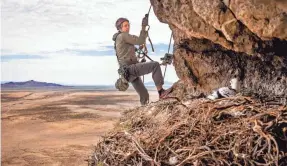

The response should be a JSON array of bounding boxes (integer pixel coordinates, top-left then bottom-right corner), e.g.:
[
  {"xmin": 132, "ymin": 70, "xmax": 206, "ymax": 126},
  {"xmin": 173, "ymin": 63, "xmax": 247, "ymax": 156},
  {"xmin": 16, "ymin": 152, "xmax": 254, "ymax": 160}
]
[{"xmin": 112, "ymin": 32, "xmax": 121, "ymax": 41}]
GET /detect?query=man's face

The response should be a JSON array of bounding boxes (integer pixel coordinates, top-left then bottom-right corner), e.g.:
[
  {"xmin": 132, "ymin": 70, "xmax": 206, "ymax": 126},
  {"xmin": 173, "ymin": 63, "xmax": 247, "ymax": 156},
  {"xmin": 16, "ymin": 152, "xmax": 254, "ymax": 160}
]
[{"xmin": 120, "ymin": 21, "xmax": 130, "ymax": 33}]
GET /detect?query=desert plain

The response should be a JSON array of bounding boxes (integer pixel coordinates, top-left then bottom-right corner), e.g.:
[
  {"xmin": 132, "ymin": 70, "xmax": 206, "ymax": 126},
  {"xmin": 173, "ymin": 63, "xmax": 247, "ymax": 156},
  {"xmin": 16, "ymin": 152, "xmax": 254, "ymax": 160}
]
[{"xmin": 1, "ymin": 87, "xmax": 158, "ymax": 166}]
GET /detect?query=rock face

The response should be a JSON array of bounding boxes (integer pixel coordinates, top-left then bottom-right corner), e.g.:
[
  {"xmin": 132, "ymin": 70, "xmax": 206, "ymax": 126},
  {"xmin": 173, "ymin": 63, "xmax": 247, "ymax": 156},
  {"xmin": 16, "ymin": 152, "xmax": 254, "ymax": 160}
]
[{"xmin": 150, "ymin": 0, "xmax": 287, "ymax": 97}]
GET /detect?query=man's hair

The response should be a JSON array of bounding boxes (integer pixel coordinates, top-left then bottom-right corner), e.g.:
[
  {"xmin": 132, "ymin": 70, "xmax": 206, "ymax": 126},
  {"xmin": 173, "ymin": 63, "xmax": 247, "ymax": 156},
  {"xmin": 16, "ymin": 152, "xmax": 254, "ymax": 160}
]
[{"xmin": 115, "ymin": 18, "xmax": 129, "ymax": 30}]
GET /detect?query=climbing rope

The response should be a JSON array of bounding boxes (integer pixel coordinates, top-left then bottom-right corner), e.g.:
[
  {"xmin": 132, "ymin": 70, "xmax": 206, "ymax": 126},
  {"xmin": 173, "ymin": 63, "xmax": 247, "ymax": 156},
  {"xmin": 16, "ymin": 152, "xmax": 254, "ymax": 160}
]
[
  {"xmin": 141, "ymin": 5, "xmax": 153, "ymax": 83},
  {"xmin": 136, "ymin": 5, "xmax": 173, "ymax": 84},
  {"xmin": 146, "ymin": 5, "xmax": 154, "ymax": 52},
  {"xmin": 163, "ymin": 32, "xmax": 173, "ymax": 79}
]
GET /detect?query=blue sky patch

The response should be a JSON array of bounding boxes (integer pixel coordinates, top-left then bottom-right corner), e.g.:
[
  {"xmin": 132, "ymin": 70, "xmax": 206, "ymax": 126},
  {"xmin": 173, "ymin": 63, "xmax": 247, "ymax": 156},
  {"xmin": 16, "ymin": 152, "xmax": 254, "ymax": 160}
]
[
  {"xmin": 1, "ymin": 55, "xmax": 45, "ymax": 61},
  {"xmin": 69, "ymin": 43, "xmax": 173, "ymax": 56},
  {"xmin": 69, "ymin": 49, "xmax": 115, "ymax": 56}
]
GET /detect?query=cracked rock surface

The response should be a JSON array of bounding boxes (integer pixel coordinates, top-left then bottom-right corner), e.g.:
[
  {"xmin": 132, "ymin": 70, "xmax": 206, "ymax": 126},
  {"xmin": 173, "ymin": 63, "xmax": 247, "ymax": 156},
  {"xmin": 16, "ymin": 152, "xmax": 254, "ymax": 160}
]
[{"xmin": 151, "ymin": 0, "xmax": 287, "ymax": 97}]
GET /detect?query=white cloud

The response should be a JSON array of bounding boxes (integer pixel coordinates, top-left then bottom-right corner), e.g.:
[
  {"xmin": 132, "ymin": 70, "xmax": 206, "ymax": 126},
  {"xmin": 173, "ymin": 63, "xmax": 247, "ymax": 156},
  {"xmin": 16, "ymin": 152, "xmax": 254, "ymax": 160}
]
[
  {"xmin": 2, "ymin": 0, "xmax": 172, "ymax": 55},
  {"xmin": 1, "ymin": 55, "xmax": 179, "ymax": 85},
  {"xmin": 1, "ymin": 0, "xmax": 177, "ymax": 85}
]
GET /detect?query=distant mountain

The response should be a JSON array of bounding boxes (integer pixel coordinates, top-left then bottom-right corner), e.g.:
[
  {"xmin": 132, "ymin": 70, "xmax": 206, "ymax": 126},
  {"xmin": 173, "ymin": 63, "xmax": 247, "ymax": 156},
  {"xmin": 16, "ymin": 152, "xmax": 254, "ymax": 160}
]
[{"xmin": 1, "ymin": 80, "xmax": 64, "ymax": 88}]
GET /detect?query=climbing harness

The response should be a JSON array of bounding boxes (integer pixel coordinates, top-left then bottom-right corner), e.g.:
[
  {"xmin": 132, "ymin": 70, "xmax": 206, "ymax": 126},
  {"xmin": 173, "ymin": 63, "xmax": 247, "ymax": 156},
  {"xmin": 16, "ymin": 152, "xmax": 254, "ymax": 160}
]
[
  {"xmin": 135, "ymin": 46, "xmax": 153, "ymax": 62},
  {"xmin": 135, "ymin": 44, "xmax": 153, "ymax": 83}
]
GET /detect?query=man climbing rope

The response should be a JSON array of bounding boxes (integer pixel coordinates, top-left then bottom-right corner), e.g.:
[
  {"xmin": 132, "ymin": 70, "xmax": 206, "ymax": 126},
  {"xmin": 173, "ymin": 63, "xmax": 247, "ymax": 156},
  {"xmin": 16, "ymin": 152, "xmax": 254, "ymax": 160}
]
[{"xmin": 112, "ymin": 16, "xmax": 172, "ymax": 105}]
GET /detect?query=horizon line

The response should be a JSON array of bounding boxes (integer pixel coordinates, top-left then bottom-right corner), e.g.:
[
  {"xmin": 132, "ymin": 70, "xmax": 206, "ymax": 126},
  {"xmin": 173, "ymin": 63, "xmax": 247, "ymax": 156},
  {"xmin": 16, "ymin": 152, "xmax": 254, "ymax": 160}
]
[{"xmin": 1, "ymin": 80, "xmax": 174, "ymax": 86}]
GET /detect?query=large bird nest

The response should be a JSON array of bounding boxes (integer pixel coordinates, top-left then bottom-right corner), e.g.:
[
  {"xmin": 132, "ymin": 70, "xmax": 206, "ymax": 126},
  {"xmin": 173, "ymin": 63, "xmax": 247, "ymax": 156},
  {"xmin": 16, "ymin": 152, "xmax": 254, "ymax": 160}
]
[{"xmin": 88, "ymin": 96, "xmax": 287, "ymax": 166}]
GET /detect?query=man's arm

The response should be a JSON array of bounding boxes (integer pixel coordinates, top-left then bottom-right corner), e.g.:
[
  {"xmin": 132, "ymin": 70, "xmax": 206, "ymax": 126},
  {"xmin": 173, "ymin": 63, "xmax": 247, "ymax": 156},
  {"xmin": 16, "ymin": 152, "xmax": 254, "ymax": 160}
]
[{"xmin": 122, "ymin": 29, "xmax": 148, "ymax": 45}]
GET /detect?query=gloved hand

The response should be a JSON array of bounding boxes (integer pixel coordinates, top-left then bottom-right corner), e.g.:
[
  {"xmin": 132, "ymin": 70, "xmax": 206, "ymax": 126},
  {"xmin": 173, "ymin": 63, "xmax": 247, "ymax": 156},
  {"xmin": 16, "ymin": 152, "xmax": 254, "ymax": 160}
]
[{"xmin": 142, "ymin": 15, "xmax": 148, "ymax": 27}]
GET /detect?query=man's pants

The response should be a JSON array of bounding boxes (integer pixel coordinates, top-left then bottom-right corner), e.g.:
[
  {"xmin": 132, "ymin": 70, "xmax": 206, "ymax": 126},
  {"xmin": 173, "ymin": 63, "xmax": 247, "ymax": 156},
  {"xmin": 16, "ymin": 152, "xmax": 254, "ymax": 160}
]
[{"xmin": 128, "ymin": 61, "xmax": 164, "ymax": 105}]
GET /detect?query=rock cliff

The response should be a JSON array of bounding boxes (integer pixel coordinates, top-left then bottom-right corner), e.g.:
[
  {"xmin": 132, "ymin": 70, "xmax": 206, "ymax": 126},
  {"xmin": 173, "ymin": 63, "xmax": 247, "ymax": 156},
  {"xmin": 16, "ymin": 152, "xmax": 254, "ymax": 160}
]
[{"xmin": 151, "ymin": 0, "xmax": 287, "ymax": 97}]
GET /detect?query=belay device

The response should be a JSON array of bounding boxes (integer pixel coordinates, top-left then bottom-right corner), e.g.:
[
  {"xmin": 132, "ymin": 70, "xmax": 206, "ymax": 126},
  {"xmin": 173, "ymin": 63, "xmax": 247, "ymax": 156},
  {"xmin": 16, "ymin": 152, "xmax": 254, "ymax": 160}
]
[{"xmin": 160, "ymin": 32, "xmax": 174, "ymax": 79}]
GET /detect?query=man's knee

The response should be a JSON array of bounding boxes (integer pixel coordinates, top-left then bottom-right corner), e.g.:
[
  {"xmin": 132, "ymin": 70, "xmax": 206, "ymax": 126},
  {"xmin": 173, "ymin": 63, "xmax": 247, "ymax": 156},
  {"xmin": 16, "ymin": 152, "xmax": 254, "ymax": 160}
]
[
  {"xmin": 150, "ymin": 61, "xmax": 160, "ymax": 70},
  {"xmin": 152, "ymin": 61, "xmax": 160, "ymax": 66}
]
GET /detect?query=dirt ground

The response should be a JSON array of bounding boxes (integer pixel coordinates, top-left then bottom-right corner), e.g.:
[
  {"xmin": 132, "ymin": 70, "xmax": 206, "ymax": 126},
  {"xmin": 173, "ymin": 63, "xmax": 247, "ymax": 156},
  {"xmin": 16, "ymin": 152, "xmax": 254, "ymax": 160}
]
[{"xmin": 1, "ymin": 88, "xmax": 158, "ymax": 166}]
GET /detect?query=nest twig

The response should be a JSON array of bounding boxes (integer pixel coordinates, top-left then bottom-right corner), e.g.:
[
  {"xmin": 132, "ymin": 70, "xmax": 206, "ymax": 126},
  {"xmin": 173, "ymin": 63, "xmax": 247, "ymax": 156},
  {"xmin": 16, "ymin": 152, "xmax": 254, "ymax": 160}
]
[{"xmin": 89, "ymin": 96, "xmax": 287, "ymax": 166}]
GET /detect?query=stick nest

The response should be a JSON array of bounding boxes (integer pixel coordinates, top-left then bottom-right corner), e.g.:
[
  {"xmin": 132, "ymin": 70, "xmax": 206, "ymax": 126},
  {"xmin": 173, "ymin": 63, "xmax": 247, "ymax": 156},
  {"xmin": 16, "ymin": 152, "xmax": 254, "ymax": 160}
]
[{"xmin": 88, "ymin": 96, "xmax": 287, "ymax": 166}]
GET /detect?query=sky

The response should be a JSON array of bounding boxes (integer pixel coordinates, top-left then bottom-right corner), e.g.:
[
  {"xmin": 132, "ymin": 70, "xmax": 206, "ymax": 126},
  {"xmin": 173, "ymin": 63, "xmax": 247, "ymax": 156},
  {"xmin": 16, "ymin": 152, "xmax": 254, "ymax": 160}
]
[{"xmin": 1, "ymin": 0, "xmax": 178, "ymax": 85}]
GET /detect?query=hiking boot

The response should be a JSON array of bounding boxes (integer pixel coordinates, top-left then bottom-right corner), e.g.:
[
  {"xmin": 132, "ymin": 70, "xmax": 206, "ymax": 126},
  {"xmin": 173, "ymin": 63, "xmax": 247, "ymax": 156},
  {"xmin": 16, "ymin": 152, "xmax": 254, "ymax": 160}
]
[{"xmin": 159, "ymin": 87, "xmax": 173, "ymax": 99}]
